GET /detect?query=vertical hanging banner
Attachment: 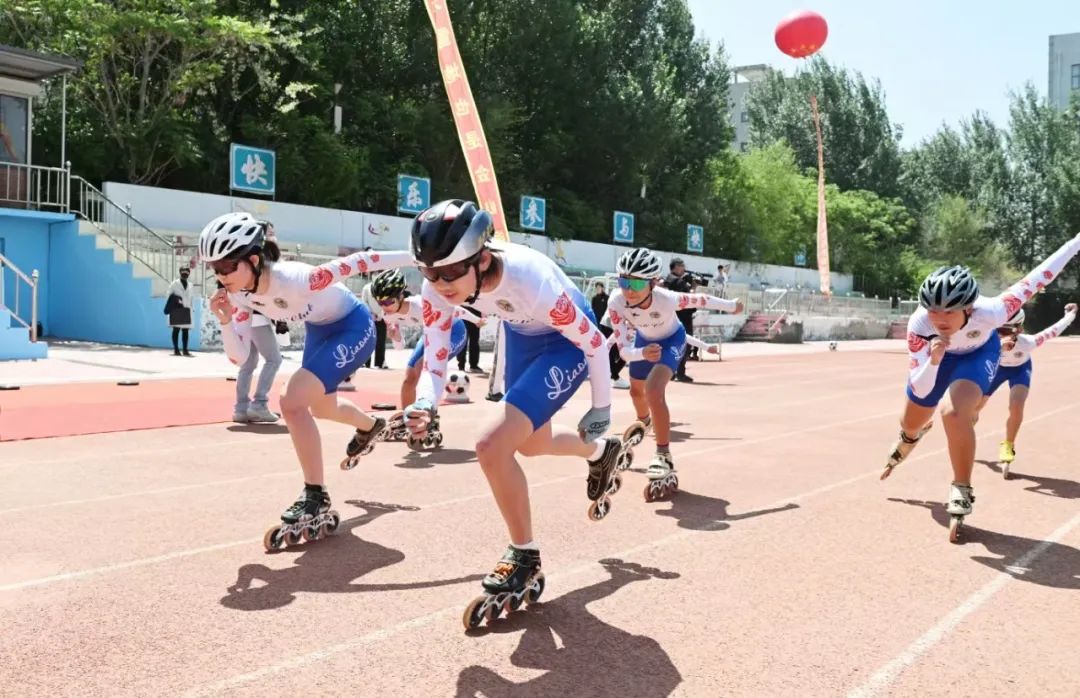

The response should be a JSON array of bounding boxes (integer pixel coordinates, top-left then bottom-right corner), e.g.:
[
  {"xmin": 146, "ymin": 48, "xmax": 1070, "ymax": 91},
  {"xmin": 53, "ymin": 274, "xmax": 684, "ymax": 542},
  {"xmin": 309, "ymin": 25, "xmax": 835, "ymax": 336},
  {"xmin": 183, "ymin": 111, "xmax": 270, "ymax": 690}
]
[
  {"xmin": 810, "ymin": 94, "xmax": 831, "ymax": 296},
  {"xmin": 424, "ymin": 1, "xmax": 509, "ymax": 242}
]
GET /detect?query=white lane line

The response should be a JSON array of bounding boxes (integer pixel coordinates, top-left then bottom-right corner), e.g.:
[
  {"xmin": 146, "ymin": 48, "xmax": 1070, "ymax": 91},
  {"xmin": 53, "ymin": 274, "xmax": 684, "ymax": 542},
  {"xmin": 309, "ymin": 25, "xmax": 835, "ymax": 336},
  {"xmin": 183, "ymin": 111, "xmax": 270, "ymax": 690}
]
[{"xmin": 847, "ymin": 509, "xmax": 1080, "ymax": 698}]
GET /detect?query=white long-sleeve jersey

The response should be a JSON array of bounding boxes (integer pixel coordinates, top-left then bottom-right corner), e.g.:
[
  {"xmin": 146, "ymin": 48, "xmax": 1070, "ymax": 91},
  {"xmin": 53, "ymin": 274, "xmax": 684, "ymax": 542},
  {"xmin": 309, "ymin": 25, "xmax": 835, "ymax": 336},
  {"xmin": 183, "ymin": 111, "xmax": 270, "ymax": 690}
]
[
  {"xmin": 907, "ymin": 232, "xmax": 1080, "ymax": 398},
  {"xmin": 416, "ymin": 243, "xmax": 611, "ymax": 409},
  {"xmin": 384, "ymin": 296, "xmax": 481, "ymax": 331},
  {"xmin": 607, "ymin": 287, "xmax": 737, "ymax": 362},
  {"xmin": 219, "ymin": 250, "xmax": 413, "ymax": 365},
  {"xmin": 1000, "ymin": 309, "xmax": 1076, "ymax": 367}
]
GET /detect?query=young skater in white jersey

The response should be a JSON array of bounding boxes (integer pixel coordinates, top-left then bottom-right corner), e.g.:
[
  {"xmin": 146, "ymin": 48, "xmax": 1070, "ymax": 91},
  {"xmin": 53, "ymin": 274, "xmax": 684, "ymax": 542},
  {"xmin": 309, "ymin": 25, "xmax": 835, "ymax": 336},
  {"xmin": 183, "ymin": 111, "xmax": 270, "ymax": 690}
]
[
  {"xmin": 978, "ymin": 303, "xmax": 1076, "ymax": 476},
  {"xmin": 200, "ymin": 212, "xmax": 413, "ymax": 550},
  {"xmin": 881, "ymin": 231, "xmax": 1080, "ymax": 538},
  {"xmin": 606, "ymin": 248, "xmax": 742, "ymax": 500},
  {"xmin": 367, "ymin": 268, "xmax": 480, "ymax": 445},
  {"xmin": 400, "ymin": 200, "xmax": 624, "ymax": 628}
]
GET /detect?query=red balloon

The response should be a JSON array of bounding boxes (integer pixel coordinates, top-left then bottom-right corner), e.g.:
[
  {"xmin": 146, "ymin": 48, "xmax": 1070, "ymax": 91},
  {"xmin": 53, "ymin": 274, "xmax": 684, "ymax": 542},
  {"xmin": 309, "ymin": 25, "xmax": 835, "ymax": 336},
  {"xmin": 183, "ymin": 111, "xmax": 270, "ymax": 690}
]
[{"xmin": 774, "ymin": 10, "xmax": 828, "ymax": 59}]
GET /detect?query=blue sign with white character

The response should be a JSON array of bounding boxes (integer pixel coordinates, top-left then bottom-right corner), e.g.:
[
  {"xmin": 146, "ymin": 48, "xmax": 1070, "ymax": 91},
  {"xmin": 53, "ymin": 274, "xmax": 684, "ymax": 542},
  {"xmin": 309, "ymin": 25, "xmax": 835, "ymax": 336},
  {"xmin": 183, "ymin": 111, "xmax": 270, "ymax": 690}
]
[
  {"xmin": 687, "ymin": 224, "xmax": 704, "ymax": 253},
  {"xmin": 397, "ymin": 174, "xmax": 431, "ymax": 215},
  {"xmin": 795, "ymin": 249, "xmax": 807, "ymax": 266},
  {"xmin": 230, "ymin": 143, "xmax": 276, "ymax": 195},
  {"xmin": 520, "ymin": 195, "xmax": 546, "ymax": 232},
  {"xmin": 613, "ymin": 211, "xmax": 635, "ymax": 244}
]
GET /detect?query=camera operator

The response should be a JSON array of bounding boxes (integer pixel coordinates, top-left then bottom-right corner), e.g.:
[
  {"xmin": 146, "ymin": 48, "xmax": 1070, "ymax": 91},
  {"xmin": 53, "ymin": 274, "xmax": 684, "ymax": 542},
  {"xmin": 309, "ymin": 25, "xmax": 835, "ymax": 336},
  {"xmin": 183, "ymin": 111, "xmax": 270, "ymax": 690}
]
[{"xmin": 663, "ymin": 257, "xmax": 705, "ymax": 382}]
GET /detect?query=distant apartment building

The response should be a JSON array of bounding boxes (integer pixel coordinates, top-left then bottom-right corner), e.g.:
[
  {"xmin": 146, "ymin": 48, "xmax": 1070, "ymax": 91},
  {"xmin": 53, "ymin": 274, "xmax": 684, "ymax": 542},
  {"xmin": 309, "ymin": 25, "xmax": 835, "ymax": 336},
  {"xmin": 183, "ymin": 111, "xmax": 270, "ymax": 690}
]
[
  {"xmin": 729, "ymin": 64, "xmax": 768, "ymax": 152},
  {"xmin": 1049, "ymin": 32, "xmax": 1080, "ymax": 112}
]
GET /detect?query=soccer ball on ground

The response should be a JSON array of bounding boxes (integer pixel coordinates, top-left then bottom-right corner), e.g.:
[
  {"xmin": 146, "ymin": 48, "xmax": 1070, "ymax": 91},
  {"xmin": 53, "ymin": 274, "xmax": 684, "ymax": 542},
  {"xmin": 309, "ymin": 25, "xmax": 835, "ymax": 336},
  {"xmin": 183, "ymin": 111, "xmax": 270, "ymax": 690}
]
[{"xmin": 445, "ymin": 371, "xmax": 471, "ymax": 402}]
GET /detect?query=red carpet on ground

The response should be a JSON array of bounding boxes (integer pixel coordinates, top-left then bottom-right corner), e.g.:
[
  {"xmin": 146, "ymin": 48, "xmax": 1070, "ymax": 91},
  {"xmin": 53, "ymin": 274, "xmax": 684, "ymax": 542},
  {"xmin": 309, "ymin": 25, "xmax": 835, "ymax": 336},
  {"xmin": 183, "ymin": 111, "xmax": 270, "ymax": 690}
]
[{"xmin": 0, "ymin": 378, "xmax": 398, "ymax": 441}]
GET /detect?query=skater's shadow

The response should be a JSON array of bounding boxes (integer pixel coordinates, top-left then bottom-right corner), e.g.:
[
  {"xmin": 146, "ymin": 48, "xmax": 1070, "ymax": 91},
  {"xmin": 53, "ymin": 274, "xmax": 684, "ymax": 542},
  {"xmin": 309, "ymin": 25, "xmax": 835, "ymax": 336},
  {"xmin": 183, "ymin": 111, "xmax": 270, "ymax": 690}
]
[
  {"xmin": 976, "ymin": 460, "xmax": 1080, "ymax": 499},
  {"xmin": 664, "ymin": 429, "xmax": 740, "ymax": 443},
  {"xmin": 221, "ymin": 500, "xmax": 484, "ymax": 611},
  {"xmin": 225, "ymin": 423, "xmax": 290, "ymax": 435},
  {"xmin": 889, "ymin": 498, "xmax": 1080, "ymax": 589},
  {"xmin": 398, "ymin": 448, "xmax": 478, "ymax": 469},
  {"xmin": 652, "ymin": 489, "xmax": 798, "ymax": 531},
  {"xmin": 455, "ymin": 558, "xmax": 682, "ymax": 696},
  {"xmin": 681, "ymin": 381, "xmax": 734, "ymax": 387}
]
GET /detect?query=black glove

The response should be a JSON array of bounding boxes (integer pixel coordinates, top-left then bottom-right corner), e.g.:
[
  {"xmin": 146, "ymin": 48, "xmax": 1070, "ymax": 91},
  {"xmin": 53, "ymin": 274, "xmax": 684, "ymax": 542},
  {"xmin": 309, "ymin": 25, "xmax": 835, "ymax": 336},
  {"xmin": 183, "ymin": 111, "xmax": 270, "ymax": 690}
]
[{"xmin": 275, "ymin": 320, "xmax": 289, "ymax": 334}]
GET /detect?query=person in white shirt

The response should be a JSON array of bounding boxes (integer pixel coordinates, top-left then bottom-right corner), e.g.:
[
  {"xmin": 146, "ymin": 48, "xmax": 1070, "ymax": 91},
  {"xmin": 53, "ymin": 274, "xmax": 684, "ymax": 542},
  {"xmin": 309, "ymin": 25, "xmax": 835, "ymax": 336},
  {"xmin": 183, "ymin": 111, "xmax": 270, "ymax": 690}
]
[
  {"xmin": 881, "ymin": 232, "xmax": 1080, "ymax": 536},
  {"xmin": 166, "ymin": 267, "xmax": 194, "ymax": 356},
  {"xmin": 200, "ymin": 212, "xmax": 413, "ymax": 550},
  {"xmin": 606, "ymin": 248, "xmax": 741, "ymax": 500},
  {"xmin": 977, "ymin": 303, "xmax": 1077, "ymax": 475},
  {"xmin": 401, "ymin": 199, "xmax": 624, "ymax": 629}
]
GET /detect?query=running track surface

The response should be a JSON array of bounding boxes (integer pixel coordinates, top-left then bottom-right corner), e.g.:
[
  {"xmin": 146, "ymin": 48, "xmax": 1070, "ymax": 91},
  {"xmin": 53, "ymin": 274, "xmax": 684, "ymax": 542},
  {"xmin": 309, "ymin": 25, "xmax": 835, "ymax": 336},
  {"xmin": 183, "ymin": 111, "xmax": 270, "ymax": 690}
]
[{"xmin": 2, "ymin": 341, "xmax": 1079, "ymax": 697}]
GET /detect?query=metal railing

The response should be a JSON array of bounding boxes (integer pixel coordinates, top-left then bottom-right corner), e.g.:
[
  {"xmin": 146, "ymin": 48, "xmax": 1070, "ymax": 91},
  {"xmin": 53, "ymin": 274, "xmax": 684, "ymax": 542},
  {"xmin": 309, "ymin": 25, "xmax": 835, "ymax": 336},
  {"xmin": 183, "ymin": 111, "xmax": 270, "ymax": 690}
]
[
  {"xmin": 0, "ymin": 162, "xmax": 69, "ymax": 212},
  {"xmin": 69, "ymin": 172, "xmax": 179, "ymax": 284},
  {"xmin": 0, "ymin": 252, "xmax": 40, "ymax": 342}
]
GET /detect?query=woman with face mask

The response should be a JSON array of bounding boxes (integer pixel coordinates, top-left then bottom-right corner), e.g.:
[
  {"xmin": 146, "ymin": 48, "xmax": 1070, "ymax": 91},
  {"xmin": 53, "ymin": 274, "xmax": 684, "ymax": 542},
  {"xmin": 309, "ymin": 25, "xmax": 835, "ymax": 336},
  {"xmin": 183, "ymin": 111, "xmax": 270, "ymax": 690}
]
[{"xmin": 166, "ymin": 266, "xmax": 194, "ymax": 356}]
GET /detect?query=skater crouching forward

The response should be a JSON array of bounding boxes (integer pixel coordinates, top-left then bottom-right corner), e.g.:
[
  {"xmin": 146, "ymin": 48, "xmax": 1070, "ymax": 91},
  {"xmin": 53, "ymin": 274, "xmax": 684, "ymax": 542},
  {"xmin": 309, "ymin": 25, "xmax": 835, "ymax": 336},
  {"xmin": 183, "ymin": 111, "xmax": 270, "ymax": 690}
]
[
  {"xmin": 201, "ymin": 212, "xmax": 414, "ymax": 551},
  {"xmin": 881, "ymin": 231, "xmax": 1080, "ymax": 531},
  {"xmin": 401, "ymin": 199, "xmax": 624, "ymax": 629},
  {"xmin": 606, "ymin": 248, "xmax": 741, "ymax": 501}
]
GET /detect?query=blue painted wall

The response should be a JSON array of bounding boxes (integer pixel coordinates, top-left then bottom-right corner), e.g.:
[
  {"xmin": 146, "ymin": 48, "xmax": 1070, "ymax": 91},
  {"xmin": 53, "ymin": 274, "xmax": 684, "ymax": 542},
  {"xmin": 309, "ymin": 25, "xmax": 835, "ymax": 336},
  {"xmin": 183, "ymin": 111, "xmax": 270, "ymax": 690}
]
[
  {"xmin": 48, "ymin": 223, "xmax": 202, "ymax": 350},
  {"xmin": 0, "ymin": 208, "xmax": 62, "ymax": 331}
]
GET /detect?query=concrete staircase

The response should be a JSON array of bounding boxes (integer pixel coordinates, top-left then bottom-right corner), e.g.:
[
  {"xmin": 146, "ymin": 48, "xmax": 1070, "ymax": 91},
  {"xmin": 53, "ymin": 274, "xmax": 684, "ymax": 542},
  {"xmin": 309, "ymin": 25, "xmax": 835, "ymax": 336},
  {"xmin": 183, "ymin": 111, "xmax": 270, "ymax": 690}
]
[
  {"xmin": 0, "ymin": 306, "xmax": 45, "ymax": 359},
  {"xmin": 736, "ymin": 311, "xmax": 786, "ymax": 341}
]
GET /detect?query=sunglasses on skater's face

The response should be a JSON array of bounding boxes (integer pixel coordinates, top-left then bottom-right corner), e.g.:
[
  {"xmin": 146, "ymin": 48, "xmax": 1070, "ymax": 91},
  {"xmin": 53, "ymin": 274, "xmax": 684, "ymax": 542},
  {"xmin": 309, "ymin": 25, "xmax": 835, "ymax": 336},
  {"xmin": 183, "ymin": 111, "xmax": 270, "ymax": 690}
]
[
  {"xmin": 420, "ymin": 258, "xmax": 475, "ymax": 283},
  {"xmin": 376, "ymin": 297, "xmax": 399, "ymax": 307},
  {"xmin": 210, "ymin": 258, "xmax": 242, "ymax": 276},
  {"xmin": 618, "ymin": 276, "xmax": 651, "ymax": 292}
]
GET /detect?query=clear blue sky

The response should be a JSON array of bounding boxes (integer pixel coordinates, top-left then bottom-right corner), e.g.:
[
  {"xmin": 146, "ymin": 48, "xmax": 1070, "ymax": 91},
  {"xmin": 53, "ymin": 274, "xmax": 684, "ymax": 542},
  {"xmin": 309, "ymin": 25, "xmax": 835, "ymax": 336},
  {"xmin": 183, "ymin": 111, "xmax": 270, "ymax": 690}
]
[{"xmin": 686, "ymin": 0, "xmax": 1078, "ymax": 147}]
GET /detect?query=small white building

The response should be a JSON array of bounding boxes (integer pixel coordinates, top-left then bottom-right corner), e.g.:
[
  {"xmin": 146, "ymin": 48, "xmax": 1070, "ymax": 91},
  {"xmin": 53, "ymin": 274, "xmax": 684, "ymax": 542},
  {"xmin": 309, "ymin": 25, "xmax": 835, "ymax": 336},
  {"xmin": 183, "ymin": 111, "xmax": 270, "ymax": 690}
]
[
  {"xmin": 728, "ymin": 64, "xmax": 769, "ymax": 152},
  {"xmin": 1048, "ymin": 32, "xmax": 1080, "ymax": 112}
]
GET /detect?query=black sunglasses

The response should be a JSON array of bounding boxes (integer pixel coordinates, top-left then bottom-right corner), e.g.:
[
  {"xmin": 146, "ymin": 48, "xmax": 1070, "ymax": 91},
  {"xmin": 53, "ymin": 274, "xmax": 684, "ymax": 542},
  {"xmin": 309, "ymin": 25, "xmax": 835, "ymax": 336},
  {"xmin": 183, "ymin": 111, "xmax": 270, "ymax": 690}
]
[{"xmin": 420, "ymin": 254, "xmax": 480, "ymax": 283}]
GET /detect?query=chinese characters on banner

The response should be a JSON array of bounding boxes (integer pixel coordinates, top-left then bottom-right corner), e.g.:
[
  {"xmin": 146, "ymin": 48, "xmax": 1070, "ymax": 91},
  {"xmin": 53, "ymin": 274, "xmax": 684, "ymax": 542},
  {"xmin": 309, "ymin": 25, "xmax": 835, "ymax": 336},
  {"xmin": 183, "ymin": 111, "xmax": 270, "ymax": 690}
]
[{"xmin": 424, "ymin": 0, "xmax": 510, "ymax": 242}]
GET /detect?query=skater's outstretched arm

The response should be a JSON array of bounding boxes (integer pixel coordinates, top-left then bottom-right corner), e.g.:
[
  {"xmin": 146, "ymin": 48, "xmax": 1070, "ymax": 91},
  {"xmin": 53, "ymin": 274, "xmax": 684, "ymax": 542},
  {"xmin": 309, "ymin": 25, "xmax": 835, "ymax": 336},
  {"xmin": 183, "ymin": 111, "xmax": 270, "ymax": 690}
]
[
  {"xmin": 306, "ymin": 249, "xmax": 414, "ymax": 291},
  {"xmin": 1030, "ymin": 303, "xmax": 1077, "ymax": 348},
  {"xmin": 454, "ymin": 307, "xmax": 483, "ymax": 325},
  {"xmin": 684, "ymin": 333, "xmax": 719, "ymax": 354},
  {"xmin": 662, "ymin": 287, "xmax": 743, "ymax": 314},
  {"xmin": 989, "ymin": 232, "xmax": 1080, "ymax": 324},
  {"xmin": 414, "ymin": 283, "xmax": 456, "ymax": 405},
  {"xmin": 211, "ymin": 290, "xmax": 255, "ymax": 366}
]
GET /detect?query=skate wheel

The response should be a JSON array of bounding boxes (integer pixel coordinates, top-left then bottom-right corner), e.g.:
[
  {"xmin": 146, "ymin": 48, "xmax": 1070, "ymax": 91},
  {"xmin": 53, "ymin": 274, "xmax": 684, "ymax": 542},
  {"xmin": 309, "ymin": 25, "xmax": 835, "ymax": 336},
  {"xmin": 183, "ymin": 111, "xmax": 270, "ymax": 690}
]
[
  {"xmin": 340, "ymin": 456, "xmax": 357, "ymax": 471},
  {"xmin": 284, "ymin": 530, "xmax": 302, "ymax": 547},
  {"xmin": 623, "ymin": 424, "xmax": 646, "ymax": 446},
  {"xmin": 587, "ymin": 498, "xmax": 610, "ymax": 521},
  {"xmin": 949, "ymin": 516, "xmax": 963, "ymax": 544},
  {"xmin": 609, "ymin": 473, "xmax": 622, "ymax": 495},
  {"xmin": 1002, "ymin": 462, "xmax": 1012, "ymax": 480},
  {"xmin": 525, "ymin": 573, "xmax": 546, "ymax": 605},
  {"xmin": 463, "ymin": 596, "xmax": 488, "ymax": 630},
  {"xmin": 302, "ymin": 524, "xmax": 320, "ymax": 542},
  {"xmin": 263, "ymin": 526, "xmax": 285, "ymax": 552},
  {"xmin": 644, "ymin": 482, "xmax": 658, "ymax": 502},
  {"xmin": 617, "ymin": 449, "xmax": 634, "ymax": 472},
  {"xmin": 325, "ymin": 512, "xmax": 340, "ymax": 535},
  {"xmin": 434, "ymin": 433, "xmax": 444, "ymax": 447}
]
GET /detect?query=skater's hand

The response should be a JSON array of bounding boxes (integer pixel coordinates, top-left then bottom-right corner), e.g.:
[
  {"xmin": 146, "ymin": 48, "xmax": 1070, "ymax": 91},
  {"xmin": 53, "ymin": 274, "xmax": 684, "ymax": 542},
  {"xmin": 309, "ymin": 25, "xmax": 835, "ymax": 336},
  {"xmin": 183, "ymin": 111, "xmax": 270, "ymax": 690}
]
[
  {"xmin": 642, "ymin": 343, "xmax": 662, "ymax": 362},
  {"xmin": 732, "ymin": 299, "xmax": 744, "ymax": 314},
  {"xmin": 1066, "ymin": 303, "xmax": 1078, "ymax": 315},
  {"xmin": 928, "ymin": 336, "xmax": 948, "ymax": 364},
  {"xmin": 705, "ymin": 344, "xmax": 720, "ymax": 355},
  {"xmin": 578, "ymin": 405, "xmax": 611, "ymax": 441},
  {"xmin": 404, "ymin": 399, "xmax": 434, "ymax": 437},
  {"xmin": 210, "ymin": 289, "xmax": 234, "ymax": 324}
]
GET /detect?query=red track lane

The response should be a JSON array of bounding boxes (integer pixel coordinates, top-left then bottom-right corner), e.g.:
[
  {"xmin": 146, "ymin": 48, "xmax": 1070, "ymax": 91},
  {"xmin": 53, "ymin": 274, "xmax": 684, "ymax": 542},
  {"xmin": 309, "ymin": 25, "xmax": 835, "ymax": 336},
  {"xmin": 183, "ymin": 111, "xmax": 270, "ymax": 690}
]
[{"xmin": 2, "ymin": 341, "xmax": 1079, "ymax": 697}]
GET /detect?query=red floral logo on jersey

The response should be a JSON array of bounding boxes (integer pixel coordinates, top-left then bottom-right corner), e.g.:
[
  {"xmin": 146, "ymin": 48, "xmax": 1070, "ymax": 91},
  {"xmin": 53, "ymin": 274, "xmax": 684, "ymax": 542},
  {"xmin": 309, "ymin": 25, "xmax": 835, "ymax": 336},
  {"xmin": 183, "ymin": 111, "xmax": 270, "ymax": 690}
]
[
  {"xmin": 610, "ymin": 310, "xmax": 622, "ymax": 325},
  {"xmin": 695, "ymin": 296, "xmax": 706, "ymax": 306},
  {"xmin": 371, "ymin": 253, "xmax": 380, "ymax": 263},
  {"xmin": 577, "ymin": 316, "xmax": 590, "ymax": 334},
  {"xmin": 614, "ymin": 329, "xmax": 621, "ymax": 339},
  {"xmin": 235, "ymin": 311, "xmax": 250, "ymax": 323},
  {"xmin": 309, "ymin": 268, "xmax": 333, "ymax": 291},
  {"xmin": 339, "ymin": 262, "xmax": 351, "ymax": 276},
  {"xmin": 590, "ymin": 331, "xmax": 603, "ymax": 349},
  {"xmin": 1023, "ymin": 289, "xmax": 1033, "ymax": 299},
  {"xmin": 1035, "ymin": 282, "xmax": 1045, "ymax": 292},
  {"xmin": 431, "ymin": 368, "xmax": 444, "ymax": 378},
  {"xmin": 1002, "ymin": 294, "xmax": 1022, "ymax": 319},
  {"xmin": 439, "ymin": 317, "xmax": 453, "ymax": 332},
  {"xmin": 422, "ymin": 299, "xmax": 441, "ymax": 327},
  {"xmin": 907, "ymin": 332, "xmax": 928, "ymax": 353},
  {"xmin": 424, "ymin": 335, "xmax": 429, "ymax": 347},
  {"xmin": 549, "ymin": 292, "xmax": 577, "ymax": 326},
  {"xmin": 1043, "ymin": 270, "xmax": 1053, "ymax": 280},
  {"xmin": 436, "ymin": 347, "xmax": 449, "ymax": 361},
  {"xmin": 678, "ymin": 296, "xmax": 690, "ymax": 310},
  {"xmin": 356, "ymin": 258, "xmax": 368, "ymax": 274},
  {"xmin": 909, "ymin": 357, "xmax": 919, "ymax": 370},
  {"xmin": 1036, "ymin": 335, "xmax": 1047, "ymax": 347}
]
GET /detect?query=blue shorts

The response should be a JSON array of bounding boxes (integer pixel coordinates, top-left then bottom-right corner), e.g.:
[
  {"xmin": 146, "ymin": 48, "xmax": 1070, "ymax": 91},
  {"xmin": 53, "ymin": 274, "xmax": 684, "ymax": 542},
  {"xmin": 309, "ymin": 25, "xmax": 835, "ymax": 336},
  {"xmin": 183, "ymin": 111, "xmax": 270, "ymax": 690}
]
[
  {"xmin": 408, "ymin": 318, "xmax": 468, "ymax": 369},
  {"xmin": 503, "ymin": 294, "xmax": 595, "ymax": 430},
  {"xmin": 988, "ymin": 359, "xmax": 1032, "ymax": 395},
  {"xmin": 302, "ymin": 300, "xmax": 376, "ymax": 394},
  {"xmin": 906, "ymin": 331, "xmax": 1000, "ymax": 407},
  {"xmin": 628, "ymin": 324, "xmax": 686, "ymax": 380}
]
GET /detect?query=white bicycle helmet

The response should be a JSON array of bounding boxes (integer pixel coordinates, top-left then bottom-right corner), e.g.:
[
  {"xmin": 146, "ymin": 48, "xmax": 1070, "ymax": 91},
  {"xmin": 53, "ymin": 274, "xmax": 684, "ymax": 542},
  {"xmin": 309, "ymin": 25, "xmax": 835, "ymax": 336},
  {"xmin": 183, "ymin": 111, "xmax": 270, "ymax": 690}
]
[
  {"xmin": 1003, "ymin": 308, "xmax": 1025, "ymax": 328},
  {"xmin": 198, "ymin": 212, "xmax": 265, "ymax": 262},
  {"xmin": 919, "ymin": 265, "xmax": 979, "ymax": 311},
  {"xmin": 616, "ymin": 248, "xmax": 662, "ymax": 279}
]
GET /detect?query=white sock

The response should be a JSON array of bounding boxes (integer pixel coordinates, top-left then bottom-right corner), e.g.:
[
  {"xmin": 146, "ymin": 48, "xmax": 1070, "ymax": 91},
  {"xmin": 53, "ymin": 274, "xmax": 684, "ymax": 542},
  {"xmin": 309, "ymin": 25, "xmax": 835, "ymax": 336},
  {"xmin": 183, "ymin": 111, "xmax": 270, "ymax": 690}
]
[
  {"xmin": 589, "ymin": 438, "xmax": 607, "ymax": 461},
  {"xmin": 511, "ymin": 540, "xmax": 539, "ymax": 551}
]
